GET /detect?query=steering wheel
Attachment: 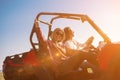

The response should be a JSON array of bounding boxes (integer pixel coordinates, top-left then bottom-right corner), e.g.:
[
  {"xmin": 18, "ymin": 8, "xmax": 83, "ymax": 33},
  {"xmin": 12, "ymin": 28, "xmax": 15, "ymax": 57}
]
[{"xmin": 82, "ymin": 36, "xmax": 97, "ymax": 52}]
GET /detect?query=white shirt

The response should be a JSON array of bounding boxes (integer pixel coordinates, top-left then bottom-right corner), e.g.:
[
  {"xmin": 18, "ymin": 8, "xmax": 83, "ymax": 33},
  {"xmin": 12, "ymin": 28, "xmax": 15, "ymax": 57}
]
[{"xmin": 64, "ymin": 39, "xmax": 84, "ymax": 50}]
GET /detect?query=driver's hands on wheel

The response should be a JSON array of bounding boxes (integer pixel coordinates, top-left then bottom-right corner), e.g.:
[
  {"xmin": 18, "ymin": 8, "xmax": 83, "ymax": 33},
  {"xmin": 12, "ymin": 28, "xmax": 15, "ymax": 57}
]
[{"xmin": 82, "ymin": 36, "xmax": 95, "ymax": 52}]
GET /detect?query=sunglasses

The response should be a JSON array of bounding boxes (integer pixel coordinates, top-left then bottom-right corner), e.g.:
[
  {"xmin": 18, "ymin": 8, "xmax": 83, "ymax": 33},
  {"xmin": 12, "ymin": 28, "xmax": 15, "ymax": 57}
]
[{"xmin": 56, "ymin": 31, "xmax": 64, "ymax": 36}]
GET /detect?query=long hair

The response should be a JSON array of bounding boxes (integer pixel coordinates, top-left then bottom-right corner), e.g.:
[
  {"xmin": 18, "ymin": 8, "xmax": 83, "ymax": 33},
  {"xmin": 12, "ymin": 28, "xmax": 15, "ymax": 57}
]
[
  {"xmin": 63, "ymin": 27, "xmax": 73, "ymax": 43},
  {"xmin": 52, "ymin": 28, "xmax": 65, "ymax": 43}
]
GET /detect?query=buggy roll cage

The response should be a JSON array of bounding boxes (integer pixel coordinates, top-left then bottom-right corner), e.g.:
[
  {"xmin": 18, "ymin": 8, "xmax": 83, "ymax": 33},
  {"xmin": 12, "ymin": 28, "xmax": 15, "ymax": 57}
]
[{"xmin": 30, "ymin": 12, "xmax": 111, "ymax": 51}]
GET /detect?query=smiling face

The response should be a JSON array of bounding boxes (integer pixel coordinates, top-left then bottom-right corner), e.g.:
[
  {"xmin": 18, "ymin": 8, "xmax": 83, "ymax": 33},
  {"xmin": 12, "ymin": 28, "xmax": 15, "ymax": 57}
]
[{"xmin": 52, "ymin": 28, "xmax": 65, "ymax": 43}]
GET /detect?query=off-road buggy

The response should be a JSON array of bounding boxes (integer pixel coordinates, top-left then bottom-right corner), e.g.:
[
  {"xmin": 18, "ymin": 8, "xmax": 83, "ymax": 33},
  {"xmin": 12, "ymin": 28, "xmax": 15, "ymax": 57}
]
[{"xmin": 2, "ymin": 12, "xmax": 120, "ymax": 80}]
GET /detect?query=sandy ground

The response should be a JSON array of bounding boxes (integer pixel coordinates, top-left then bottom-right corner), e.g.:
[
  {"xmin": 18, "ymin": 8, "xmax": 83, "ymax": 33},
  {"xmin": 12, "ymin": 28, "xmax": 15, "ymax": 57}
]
[{"xmin": 0, "ymin": 72, "xmax": 5, "ymax": 80}]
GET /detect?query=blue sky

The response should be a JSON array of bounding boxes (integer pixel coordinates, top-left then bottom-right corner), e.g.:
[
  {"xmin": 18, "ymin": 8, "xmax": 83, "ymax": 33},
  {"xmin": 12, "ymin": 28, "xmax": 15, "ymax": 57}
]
[{"xmin": 0, "ymin": 0, "xmax": 120, "ymax": 70}]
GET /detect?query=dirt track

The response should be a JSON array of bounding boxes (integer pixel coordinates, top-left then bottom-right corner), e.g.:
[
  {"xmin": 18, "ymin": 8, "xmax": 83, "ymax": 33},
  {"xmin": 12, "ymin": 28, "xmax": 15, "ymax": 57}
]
[{"xmin": 0, "ymin": 72, "xmax": 4, "ymax": 80}]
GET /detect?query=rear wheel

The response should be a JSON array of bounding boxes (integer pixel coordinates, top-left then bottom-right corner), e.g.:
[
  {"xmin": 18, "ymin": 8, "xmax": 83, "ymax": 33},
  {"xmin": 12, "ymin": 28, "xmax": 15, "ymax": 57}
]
[{"xmin": 3, "ymin": 65, "xmax": 55, "ymax": 80}]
